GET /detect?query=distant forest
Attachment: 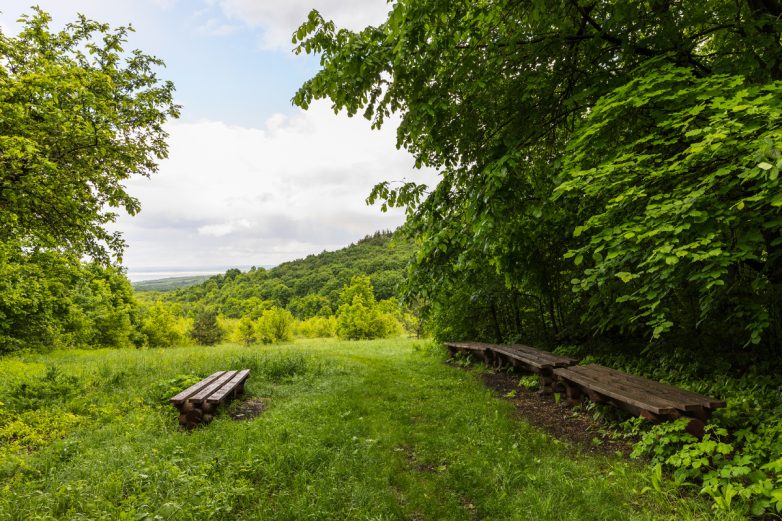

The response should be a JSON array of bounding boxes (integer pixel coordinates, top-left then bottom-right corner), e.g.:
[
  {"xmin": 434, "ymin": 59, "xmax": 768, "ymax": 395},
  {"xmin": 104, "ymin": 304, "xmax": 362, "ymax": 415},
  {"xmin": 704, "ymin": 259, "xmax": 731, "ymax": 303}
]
[{"xmin": 156, "ymin": 230, "xmax": 413, "ymax": 318}]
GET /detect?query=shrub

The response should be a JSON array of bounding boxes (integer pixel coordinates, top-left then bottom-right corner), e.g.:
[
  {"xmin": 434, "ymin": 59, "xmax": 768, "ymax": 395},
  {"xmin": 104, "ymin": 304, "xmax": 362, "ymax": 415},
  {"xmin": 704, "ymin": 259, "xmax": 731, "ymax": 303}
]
[
  {"xmin": 139, "ymin": 301, "xmax": 191, "ymax": 347},
  {"xmin": 256, "ymin": 307, "xmax": 294, "ymax": 344},
  {"xmin": 237, "ymin": 316, "xmax": 258, "ymax": 345},
  {"xmin": 295, "ymin": 316, "xmax": 337, "ymax": 338}
]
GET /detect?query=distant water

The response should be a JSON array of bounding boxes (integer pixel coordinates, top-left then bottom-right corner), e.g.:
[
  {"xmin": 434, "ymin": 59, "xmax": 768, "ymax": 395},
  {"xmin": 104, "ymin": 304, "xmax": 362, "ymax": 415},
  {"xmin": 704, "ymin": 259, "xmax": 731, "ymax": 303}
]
[
  {"xmin": 126, "ymin": 265, "xmax": 269, "ymax": 282},
  {"xmin": 127, "ymin": 270, "xmax": 224, "ymax": 282}
]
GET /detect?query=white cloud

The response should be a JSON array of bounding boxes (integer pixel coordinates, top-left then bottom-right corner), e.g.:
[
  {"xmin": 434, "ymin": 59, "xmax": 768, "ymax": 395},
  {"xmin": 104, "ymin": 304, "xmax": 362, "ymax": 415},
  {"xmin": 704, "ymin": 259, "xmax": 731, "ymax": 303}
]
[
  {"xmin": 193, "ymin": 17, "xmax": 239, "ymax": 37},
  {"xmin": 116, "ymin": 100, "xmax": 436, "ymax": 271},
  {"xmin": 208, "ymin": 0, "xmax": 391, "ymax": 49}
]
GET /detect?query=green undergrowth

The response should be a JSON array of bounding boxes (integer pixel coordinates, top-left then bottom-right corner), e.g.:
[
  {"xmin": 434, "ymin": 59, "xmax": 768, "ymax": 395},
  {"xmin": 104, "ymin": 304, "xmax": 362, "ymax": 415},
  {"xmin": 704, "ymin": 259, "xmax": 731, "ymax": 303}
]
[{"xmin": 0, "ymin": 339, "xmax": 730, "ymax": 519}]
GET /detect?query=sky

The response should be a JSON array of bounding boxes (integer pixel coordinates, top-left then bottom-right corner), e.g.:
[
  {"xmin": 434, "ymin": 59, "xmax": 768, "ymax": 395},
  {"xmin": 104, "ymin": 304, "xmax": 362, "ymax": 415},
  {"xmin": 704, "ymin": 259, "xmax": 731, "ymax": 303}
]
[{"xmin": 0, "ymin": 1, "xmax": 435, "ymax": 280}]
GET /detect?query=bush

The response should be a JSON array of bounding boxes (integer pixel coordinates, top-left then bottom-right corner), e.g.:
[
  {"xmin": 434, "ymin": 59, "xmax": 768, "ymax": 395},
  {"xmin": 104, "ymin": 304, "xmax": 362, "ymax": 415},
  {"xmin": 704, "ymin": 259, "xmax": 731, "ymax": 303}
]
[
  {"xmin": 295, "ymin": 316, "xmax": 337, "ymax": 338},
  {"xmin": 7, "ymin": 367, "xmax": 82, "ymax": 412},
  {"xmin": 236, "ymin": 316, "xmax": 257, "ymax": 345},
  {"xmin": 149, "ymin": 374, "xmax": 204, "ymax": 405},
  {"xmin": 256, "ymin": 307, "xmax": 294, "ymax": 344},
  {"xmin": 139, "ymin": 301, "xmax": 191, "ymax": 347}
]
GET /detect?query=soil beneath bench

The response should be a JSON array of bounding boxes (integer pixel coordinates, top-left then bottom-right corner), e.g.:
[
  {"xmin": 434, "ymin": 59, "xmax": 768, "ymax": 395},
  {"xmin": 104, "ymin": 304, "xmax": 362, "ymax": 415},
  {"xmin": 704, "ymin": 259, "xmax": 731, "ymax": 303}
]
[
  {"xmin": 478, "ymin": 370, "xmax": 635, "ymax": 457},
  {"xmin": 228, "ymin": 398, "xmax": 266, "ymax": 421}
]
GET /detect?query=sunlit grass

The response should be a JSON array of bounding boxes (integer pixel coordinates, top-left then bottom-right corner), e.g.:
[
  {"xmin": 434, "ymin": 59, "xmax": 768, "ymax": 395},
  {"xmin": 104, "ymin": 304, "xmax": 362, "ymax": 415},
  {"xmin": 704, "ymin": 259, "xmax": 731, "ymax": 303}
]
[{"xmin": 0, "ymin": 339, "xmax": 734, "ymax": 520}]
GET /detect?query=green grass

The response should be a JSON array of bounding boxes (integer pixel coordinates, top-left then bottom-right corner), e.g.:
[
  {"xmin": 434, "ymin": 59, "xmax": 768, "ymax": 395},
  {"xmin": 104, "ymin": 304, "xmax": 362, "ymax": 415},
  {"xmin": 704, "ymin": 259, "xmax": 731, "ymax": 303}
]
[{"xmin": 0, "ymin": 339, "xmax": 735, "ymax": 520}]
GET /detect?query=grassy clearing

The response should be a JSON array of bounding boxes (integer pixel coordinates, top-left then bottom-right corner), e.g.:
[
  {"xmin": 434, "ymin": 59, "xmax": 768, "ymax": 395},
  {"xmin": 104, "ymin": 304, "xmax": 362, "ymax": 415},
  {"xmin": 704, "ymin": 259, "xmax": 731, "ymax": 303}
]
[{"xmin": 0, "ymin": 339, "xmax": 734, "ymax": 520}]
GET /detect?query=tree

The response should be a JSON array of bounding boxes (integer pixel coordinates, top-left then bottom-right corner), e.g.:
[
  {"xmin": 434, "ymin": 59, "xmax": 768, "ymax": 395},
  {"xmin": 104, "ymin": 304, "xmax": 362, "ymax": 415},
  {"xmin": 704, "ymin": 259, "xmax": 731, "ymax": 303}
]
[
  {"xmin": 190, "ymin": 311, "xmax": 224, "ymax": 346},
  {"xmin": 0, "ymin": 8, "xmax": 179, "ymax": 262},
  {"xmin": 335, "ymin": 276, "xmax": 401, "ymax": 340},
  {"xmin": 294, "ymin": 1, "xmax": 782, "ymax": 348},
  {"xmin": 0, "ymin": 9, "xmax": 178, "ymax": 352}
]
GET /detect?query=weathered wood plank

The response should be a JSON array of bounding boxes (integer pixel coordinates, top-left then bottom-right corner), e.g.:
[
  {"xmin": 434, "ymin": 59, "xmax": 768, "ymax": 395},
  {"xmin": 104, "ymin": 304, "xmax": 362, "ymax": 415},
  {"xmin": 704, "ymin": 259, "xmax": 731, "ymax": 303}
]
[
  {"xmin": 189, "ymin": 370, "xmax": 238, "ymax": 403},
  {"xmin": 508, "ymin": 343, "xmax": 576, "ymax": 366},
  {"xmin": 170, "ymin": 371, "xmax": 225, "ymax": 406},
  {"xmin": 577, "ymin": 364, "xmax": 725, "ymax": 410},
  {"xmin": 206, "ymin": 369, "xmax": 251, "ymax": 404},
  {"xmin": 498, "ymin": 345, "xmax": 574, "ymax": 368},
  {"xmin": 553, "ymin": 366, "xmax": 680, "ymax": 415}
]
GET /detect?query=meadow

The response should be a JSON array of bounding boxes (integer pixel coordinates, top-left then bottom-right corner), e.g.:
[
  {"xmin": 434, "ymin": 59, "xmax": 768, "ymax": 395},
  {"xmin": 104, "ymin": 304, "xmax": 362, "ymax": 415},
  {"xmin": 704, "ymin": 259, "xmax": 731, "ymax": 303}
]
[{"xmin": 0, "ymin": 339, "xmax": 732, "ymax": 520}]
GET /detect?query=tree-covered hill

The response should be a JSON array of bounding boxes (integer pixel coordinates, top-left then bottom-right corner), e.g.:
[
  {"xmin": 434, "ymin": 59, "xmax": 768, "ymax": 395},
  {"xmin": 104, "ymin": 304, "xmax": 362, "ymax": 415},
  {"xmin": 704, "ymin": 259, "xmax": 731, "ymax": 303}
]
[{"xmin": 161, "ymin": 231, "xmax": 413, "ymax": 318}]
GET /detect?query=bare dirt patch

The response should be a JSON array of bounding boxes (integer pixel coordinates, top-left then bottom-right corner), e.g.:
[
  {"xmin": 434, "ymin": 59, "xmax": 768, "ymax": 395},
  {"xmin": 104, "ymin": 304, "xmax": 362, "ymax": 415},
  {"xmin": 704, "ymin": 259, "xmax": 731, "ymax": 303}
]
[
  {"xmin": 477, "ymin": 369, "xmax": 634, "ymax": 457},
  {"xmin": 228, "ymin": 398, "xmax": 266, "ymax": 421}
]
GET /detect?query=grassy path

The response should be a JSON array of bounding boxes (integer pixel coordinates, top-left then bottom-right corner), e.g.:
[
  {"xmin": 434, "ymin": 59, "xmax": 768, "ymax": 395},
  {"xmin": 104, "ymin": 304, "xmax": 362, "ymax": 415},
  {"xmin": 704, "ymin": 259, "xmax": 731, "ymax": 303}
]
[{"xmin": 0, "ymin": 339, "xmax": 728, "ymax": 520}]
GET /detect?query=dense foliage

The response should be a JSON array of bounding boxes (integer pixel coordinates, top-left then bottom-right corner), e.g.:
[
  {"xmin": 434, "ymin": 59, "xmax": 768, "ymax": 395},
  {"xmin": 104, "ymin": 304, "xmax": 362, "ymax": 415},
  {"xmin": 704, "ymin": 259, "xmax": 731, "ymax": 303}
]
[
  {"xmin": 293, "ymin": 0, "xmax": 782, "ymax": 349},
  {"xmin": 335, "ymin": 275, "xmax": 403, "ymax": 340},
  {"xmin": 0, "ymin": 252, "xmax": 141, "ymax": 352},
  {"xmin": 0, "ymin": 9, "xmax": 178, "ymax": 261},
  {"xmin": 0, "ymin": 9, "xmax": 178, "ymax": 352}
]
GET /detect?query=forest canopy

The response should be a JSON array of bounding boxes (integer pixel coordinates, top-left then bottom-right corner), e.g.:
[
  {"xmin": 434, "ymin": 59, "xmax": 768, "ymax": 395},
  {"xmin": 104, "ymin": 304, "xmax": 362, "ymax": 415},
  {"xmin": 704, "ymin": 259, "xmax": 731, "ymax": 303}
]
[
  {"xmin": 0, "ymin": 10, "xmax": 179, "ymax": 351},
  {"xmin": 293, "ymin": 0, "xmax": 782, "ymax": 350}
]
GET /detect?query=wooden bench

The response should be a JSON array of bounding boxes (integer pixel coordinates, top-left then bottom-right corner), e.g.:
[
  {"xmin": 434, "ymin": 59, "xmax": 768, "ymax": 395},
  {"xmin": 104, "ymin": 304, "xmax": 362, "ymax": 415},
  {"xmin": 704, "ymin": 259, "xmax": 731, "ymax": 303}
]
[
  {"xmin": 489, "ymin": 344, "xmax": 577, "ymax": 394},
  {"xmin": 444, "ymin": 341, "xmax": 494, "ymax": 364},
  {"xmin": 553, "ymin": 364, "xmax": 726, "ymax": 437},
  {"xmin": 445, "ymin": 341, "xmax": 577, "ymax": 393},
  {"xmin": 170, "ymin": 369, "xmax": 251, "ymax": 429}
]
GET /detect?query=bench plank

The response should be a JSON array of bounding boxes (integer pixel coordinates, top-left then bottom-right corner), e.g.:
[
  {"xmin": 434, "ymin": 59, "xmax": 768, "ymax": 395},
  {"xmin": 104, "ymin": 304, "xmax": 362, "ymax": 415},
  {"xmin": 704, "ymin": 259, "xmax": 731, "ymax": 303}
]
[
  {"xmin": 206, "ymin": 369, "xmax": 251, "ymax": 404},
  {"xmin": 576, "ymin": 364, "xmax": 725, "ymax": 410},
  {"xmin": 170, "ymin": 371, "xmax": 225, "ymax": 405},
  {"xmin": 189, "ymin": 370, "xmax": 238, "ymax": 403},
  {"xmin": 553, "ymin": 365, "xmax": 680, "ymax": 415},
  {"xmin": 499, "ymin": 344, "xmax": 576, "ymax": 368}
]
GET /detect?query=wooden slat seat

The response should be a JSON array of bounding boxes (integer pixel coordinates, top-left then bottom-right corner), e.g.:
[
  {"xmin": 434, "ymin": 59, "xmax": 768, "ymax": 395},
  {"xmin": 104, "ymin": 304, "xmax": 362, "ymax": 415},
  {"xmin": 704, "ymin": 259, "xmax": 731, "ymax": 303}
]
[
  {"xmin": 444, "ymin": 341, "xmax": 493, "ymax": 363},
  {"xmin": 492, "ymin": 344, "xmax": 576, "ymax": 371},
  {"xmin": 169, "ymin": 368, "xmax": 251, "ymax": 429},
  {"xmin": 206, "ymin": 369, "xmax": 251, "ymax": 404},
  {"xmin": 170, "ymin": 371, "xmax": 225, "ymax": 406},
  {"xmin": 445, "ymin": 340, "xmax": 577, "ymax": 393},
  {"xmin": 190, "ymin": 370, "xmax": 238, "ymax": 403},
  {"xmin": 553, "ymin": 364, "xmax": 725, "ymax": 436}
]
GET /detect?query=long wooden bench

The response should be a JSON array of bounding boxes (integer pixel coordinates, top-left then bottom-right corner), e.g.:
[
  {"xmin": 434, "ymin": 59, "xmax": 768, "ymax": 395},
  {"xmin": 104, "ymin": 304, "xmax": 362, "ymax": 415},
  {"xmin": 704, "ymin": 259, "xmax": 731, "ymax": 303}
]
[
  {"xmin": 553, "ymin": 364, "xmax": 726, "ymax": 437},
  {"xmin": 445, "ymin": 341, "xmax": 577, "ymax": 393},
  {"xmin": 490, "ymin": 344, "xmax": 577, "ymax": 393},
  {"xmin": 444, "ymin": 341, "xmax": 494, "ymax": 364},
  {"xmin": 170, "ymin": 369, "xmax": 251, "ymax": 429}
]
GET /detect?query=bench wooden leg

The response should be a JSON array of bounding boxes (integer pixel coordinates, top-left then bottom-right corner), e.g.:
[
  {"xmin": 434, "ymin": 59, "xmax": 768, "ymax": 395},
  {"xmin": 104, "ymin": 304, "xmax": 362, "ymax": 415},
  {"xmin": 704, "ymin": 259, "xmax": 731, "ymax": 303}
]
[
  {"xmin": 539, "ymin": 374, "xmax": 554, "ymax": 395},
  {"xmin": 481, "ymin": 350, "xmax": 492, "ymax": 365},
  {"xmin": 562, "ymin": 382, "xmax": 582, "ymax": 405},
  {"xmin": 182, "ymin": 404, "xmax": 203, "ymax": 429},
  {"xmin": 683, "ymin": 417, "xmax": 705, "ymax": 438}
]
